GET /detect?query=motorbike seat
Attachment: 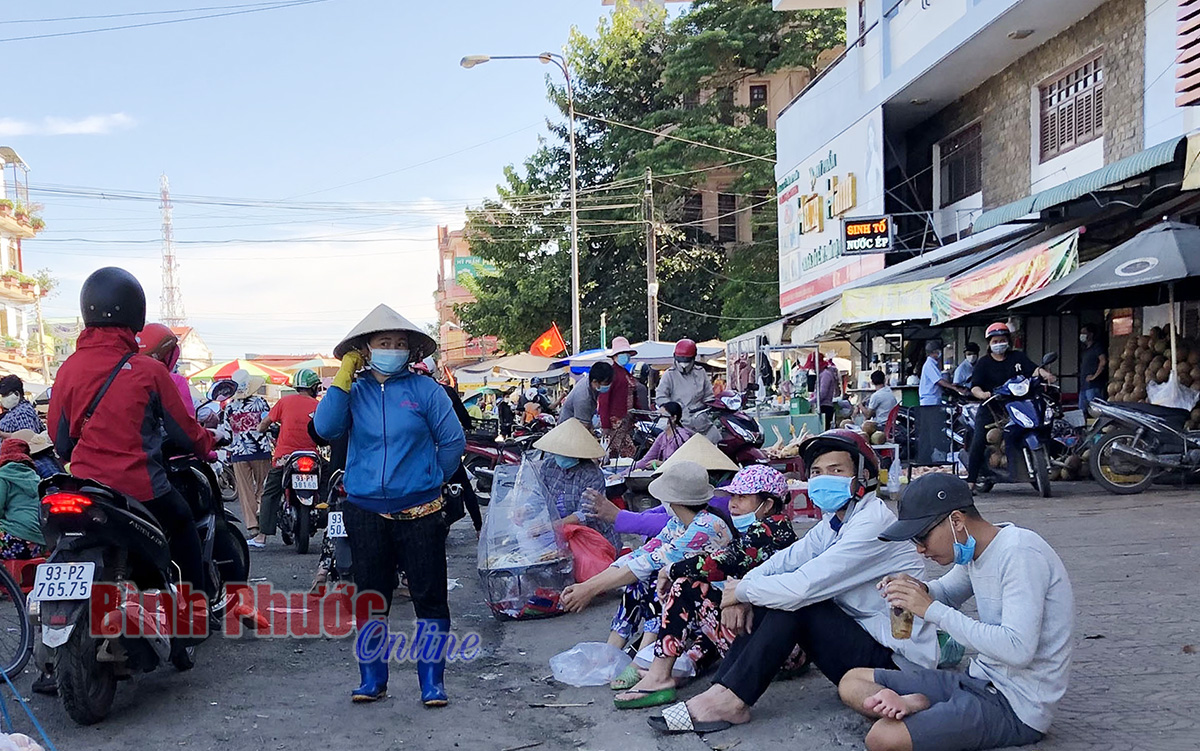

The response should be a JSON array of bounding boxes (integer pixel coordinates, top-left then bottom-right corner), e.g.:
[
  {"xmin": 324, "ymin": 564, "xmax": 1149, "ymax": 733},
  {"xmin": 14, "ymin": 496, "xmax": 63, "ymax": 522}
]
[{"xmin": 1109, "ymin": 401, "xmax": 1189, "ymax": 429}]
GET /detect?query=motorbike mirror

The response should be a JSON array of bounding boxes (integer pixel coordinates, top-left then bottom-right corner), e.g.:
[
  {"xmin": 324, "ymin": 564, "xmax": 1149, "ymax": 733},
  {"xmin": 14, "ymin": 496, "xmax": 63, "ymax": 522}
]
[
  {"xmin": 208, "ymin": 379, "xmax": 239, "ymax": 402},
  {"xmin": 1041, "ymin": 352, "xmax": 1058, "ymax": 367}
]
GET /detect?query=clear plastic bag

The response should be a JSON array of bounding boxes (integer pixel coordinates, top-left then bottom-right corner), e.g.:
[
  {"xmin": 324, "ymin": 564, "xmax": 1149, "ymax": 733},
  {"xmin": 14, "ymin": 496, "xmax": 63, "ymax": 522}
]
[
  {"xmin": 1147, "ymin": 371, "xmax": 1200, "ymax": 410},
  {"xmin": 0, "ymin": 734, "xmax": 46, "ymax": 751},
  {"xmin": 549, "ymin": 642, "xmax": 632, "ymax": 687},
  {"xmin": 632, "ymin": 643, "xmax": 695, "ymax": 678},
  {"xmin": 478, "ymin": 459, "xmax": 574, "ymax": 620}
]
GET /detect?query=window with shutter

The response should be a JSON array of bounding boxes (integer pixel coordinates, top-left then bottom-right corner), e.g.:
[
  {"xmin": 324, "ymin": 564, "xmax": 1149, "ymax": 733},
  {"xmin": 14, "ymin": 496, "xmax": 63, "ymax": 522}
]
[
  {"xmin": 718, "ymin": 194, "xmax": 738, "ymax": 243},
  {"xmin": 1038, "ymin": 53, "xmax": 1104, "ymax": 163},
  {"xmin": 937, "ymin": 122, "xmax": 982, "ymax": 208},
  {"xmin": 1178, "ymin": 0, "xmax": 1200, "ymax": 106}
]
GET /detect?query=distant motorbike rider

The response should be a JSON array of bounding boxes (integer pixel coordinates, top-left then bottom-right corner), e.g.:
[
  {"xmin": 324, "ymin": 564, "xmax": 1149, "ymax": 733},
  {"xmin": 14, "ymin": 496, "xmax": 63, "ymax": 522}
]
[
  {"xmin": 137, "ymin": 322, "xmax": 196, "ymax": 410},
  {"xmin": 48, "ymin": 267, "xmax": 214, "ymax": 598},
  {"xmin": 517, "ymin": 377, "xmax": 553, "ymax": 414},
  {"xmin": 966, "ymin": 322, "xmax": 1056, "ymax": 490},
  {"xmin": 656, "ymin": 339, "xmax": 713, "ymax": 434},
  {"xmin": 252, "ymin": 368, "xmax": 322, "ymax": 548}
]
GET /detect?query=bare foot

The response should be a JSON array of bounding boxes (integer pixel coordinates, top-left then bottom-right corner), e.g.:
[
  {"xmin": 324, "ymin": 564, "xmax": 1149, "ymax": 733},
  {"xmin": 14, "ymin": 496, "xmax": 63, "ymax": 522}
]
[
  {"xmin": 685, "ymin": 686, "xmax": 751, "ymax": 725},
  {"xmin": 863, "ymin": 689, "xmax": 930, "ymax": 721}
]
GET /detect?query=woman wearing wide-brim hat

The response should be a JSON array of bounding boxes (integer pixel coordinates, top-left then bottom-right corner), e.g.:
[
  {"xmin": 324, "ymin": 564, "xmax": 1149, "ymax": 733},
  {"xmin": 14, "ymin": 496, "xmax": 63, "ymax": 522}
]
[
  {"xmin": 314, "ymin": 304, "xmax": 466, "ymax": 706},
  {"xmin": 532, "ymin": 419, "xmax": 620, "ymax": 550},
  {"xmin": 599, "ymin": 336, "xmax": 642, "ymax": 459},
  {"xmin": 560, "ymin": 460, "xmax": 732, "ymax": 662}
]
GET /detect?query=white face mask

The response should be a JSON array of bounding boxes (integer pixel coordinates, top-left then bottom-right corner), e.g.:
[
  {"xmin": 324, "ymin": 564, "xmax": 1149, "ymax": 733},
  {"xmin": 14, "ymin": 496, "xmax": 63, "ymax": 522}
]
[
  {"xmin": 966, "ymin": 354, "xmax": 978, "ymax": 364},
  {"xmin": 0, "ymin": 394, "xmax": 18, "ymax": 410},
  {"xmin": 990, "ymin": 342, "xmax": 1009, "ymax": 355},
  {"xmin": 1079, "ymin": 334, "xmax": 1089, "ymax": 344},
  {"xmin": 665, "ymin": 503, "xmax": 680, "ymax": 519}
]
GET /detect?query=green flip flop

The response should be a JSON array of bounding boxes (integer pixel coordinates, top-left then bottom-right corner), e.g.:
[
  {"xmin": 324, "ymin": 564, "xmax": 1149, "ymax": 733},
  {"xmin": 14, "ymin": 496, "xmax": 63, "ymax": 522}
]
[
  {"xmin": 614, "ymin": 687, "xmax": 677, "ymax": 709},
  {"xmin": 609, "ymin": 664, "xmax": 641, "ymax": 690}
]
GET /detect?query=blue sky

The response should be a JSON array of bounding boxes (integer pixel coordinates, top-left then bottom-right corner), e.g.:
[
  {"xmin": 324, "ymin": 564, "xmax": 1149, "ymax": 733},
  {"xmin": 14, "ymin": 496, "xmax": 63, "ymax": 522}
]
[{"xmin": 7, "ymin": 0, "xmax": 628, "ymax": 358}]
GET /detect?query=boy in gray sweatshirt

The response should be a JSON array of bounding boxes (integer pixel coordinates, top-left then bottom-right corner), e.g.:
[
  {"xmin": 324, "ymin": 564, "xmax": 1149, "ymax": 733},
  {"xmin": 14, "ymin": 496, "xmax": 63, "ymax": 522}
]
[{"xmin": 838, "ymin": 473, "xmax": 1074, "ymax": 751}]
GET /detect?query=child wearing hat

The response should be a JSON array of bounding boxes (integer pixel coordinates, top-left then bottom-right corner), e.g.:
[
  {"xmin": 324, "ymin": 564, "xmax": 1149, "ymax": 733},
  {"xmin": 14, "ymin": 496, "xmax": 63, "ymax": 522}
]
[{"xmin": 560, "ymin": 461, "xmax": 732, "ymax": 677}]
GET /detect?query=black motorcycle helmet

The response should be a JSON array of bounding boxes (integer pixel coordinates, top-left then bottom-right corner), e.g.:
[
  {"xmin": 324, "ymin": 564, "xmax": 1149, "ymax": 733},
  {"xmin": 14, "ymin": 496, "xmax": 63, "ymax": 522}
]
[{"xmin": 80, "ymin": 267, "xmax": 147, "ymax": 330}]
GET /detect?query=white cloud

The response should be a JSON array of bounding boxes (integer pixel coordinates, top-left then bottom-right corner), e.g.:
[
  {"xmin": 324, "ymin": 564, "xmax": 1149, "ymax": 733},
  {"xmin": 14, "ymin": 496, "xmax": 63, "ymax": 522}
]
[{"xmin": 0, "ymin": 113, "xmax": 135, "ymax": 138}]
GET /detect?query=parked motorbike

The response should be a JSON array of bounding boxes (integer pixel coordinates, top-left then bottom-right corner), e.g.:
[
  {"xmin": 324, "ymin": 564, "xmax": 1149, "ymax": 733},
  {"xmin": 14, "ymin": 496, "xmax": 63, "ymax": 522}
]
[
  {"xmin": 276, "ymin": 450, "xmax": 327, "ymax": 554},
  {"xmin": 1085, "ymin": 399, "xmax": 1200, "ymax": 494},
  {"xmin": 464, "ymin": 433, "xmax": 538, "ymax": 503},
  {"xmin": 322, "ymin": 469, "xmax": 353, "ymax": 583},
  {"xmin": 32, "ymin": 379, "xmax": 251, "ymax": 725},
  {"xmin": 700, "ymin": 391, "xmax": 768, "ymax": 465},
  {"xmin": 975, "ymin": 353, "xmax": 1059, "ymax": 497}
]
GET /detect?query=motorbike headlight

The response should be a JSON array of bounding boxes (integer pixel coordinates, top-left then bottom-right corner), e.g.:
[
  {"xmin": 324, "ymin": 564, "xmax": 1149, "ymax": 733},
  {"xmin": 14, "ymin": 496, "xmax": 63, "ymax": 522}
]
[
  {"xmin": 1009, "ymin": 381, "xmax": 1030, "ymax": 397},
  {"xmin": 1089, "ymin": 403, "xmax": 1103, "ymax": 418},
  {"xmin": 729, "ymin": 422, "xmax": 755, "ymax": 442}
]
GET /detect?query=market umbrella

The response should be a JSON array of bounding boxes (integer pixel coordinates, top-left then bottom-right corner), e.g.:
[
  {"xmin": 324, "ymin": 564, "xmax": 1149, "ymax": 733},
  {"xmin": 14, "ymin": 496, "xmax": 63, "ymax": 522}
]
[
  {"xmin": 188, "ymin": 359, "xmax": 292, "ymax": 385},
  {"xmin": 1016, "ymin": 221, "xmax": 1200, "ymax": 367}
]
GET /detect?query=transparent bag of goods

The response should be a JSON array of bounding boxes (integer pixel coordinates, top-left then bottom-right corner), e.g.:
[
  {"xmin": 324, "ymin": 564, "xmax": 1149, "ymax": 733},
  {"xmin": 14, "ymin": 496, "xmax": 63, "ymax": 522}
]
[
  {"xmin": 0, "ymin": 734, "xmax": 46, "ymax": 751},
  {"xmin": 477, "ymin": 459, "xmax": 574, "ymax": 620},
  {"xmin": 549, "ymin": 642, "xmax": 632, "ymax": 687}
]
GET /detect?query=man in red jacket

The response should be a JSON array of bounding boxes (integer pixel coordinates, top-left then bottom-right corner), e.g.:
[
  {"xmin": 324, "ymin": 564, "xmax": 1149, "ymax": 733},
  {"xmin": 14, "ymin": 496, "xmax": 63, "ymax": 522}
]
[{"xmin": 49, "ymin": 267, "xmax": 214, "ymax": 596}]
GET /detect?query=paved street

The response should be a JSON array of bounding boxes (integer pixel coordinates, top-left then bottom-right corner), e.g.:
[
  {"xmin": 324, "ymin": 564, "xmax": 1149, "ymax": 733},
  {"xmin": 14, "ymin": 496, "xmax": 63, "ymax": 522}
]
[{"xmin": 9, "ymin": 482, "xmax": 1200, "ymax": 751}]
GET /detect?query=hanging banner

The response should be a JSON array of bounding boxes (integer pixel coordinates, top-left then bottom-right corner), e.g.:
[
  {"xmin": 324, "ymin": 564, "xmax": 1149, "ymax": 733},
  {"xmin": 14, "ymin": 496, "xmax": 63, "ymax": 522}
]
[
  {"xmin": 842, "ymin": 278, "xmax": 942, "ymax": 322},
  {"xmin": 930, "ymin": 229, "xmax": 1080, "ymax": 325}
]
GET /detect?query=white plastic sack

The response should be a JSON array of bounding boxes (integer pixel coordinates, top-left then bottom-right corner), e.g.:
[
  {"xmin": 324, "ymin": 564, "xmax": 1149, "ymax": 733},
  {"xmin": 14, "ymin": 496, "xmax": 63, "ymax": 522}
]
[
  {"xmin": 549, "ymin": 642, "xmax": 632, "ymax": 687},
  {"xmin": 1147, "ymin": 371, "xmax": 1200, "ymax": 410},
  {"xmin": 632, "ymin": 643, "xmax": 695, "ymax": 678},
  {"xmin": 0, "ymin": 734, "xmax": 46, "ymax": 751}
]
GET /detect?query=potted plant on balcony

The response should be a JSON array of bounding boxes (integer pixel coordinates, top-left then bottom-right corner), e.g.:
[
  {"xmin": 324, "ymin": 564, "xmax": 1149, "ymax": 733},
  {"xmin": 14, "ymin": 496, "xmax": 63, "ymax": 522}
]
[
  {"xmin": 13, "ymin": 204, "xmax": 27, "ymax": 221},
  {"xmin": 0, "ymin": 200, "xmax": 12, "ymax": 216},
  {"xmin": 28, "ymin": 216, "xmax": 44, "ymax": 232}
]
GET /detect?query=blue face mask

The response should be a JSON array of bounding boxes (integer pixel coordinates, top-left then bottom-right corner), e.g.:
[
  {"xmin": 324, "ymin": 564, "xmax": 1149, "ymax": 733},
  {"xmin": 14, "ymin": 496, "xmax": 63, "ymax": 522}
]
[
  {"xmin": 370, "ymin": 348, "xmax": 410, "ymax": 375},
  {"xmin": 616, "ymin": 354, "xmax": 631, "ymax": 367},
  {"xmin": 554, "ymin": 454, "xmax": 580, "ymax": 470},
  {"xmin": 596, "ymin": 384, "xmax": 611, "ymax": 394},
  {"xmin": 731, "ymin": 501, "xmax": 765, "ymax": 533},
  {"xmin": 952, "ymin": 522, "xmax": 977, "ymax": 565},
  {"xmin": 807, "ymin": 474, "xmax": 855, "ymax": 513}
]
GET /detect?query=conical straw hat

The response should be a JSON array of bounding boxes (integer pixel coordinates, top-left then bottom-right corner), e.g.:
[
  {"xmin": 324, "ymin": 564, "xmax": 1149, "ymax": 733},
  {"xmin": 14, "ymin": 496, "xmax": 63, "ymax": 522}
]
[
  {"xmin": 659, "ymin": 433, "xmax": 738, "ymax": 473},
  {"xmin": 334, "ymin": 304, "xmax": 438, "ymax": 360},
  {"xmin": 533, "ymin": 419, "xmax": 605, "ymax": 460}
]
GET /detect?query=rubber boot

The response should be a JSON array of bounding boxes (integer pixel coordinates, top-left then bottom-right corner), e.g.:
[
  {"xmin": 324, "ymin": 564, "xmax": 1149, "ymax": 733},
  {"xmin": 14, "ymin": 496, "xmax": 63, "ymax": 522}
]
[
  {"xmin": 415, "ymin": 618, "xmax": 450, "ymax": 707},
  {"xmin": 351, "ymin": 621, "xmax": 390, "ymax": 702}
]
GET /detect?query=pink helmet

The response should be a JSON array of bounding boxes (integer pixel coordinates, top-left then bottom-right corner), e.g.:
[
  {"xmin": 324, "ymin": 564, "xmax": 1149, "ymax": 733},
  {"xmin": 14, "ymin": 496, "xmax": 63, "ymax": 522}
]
[{"xmin": 719, "ymin": 464, "xmax": 790, "ymax": 502}]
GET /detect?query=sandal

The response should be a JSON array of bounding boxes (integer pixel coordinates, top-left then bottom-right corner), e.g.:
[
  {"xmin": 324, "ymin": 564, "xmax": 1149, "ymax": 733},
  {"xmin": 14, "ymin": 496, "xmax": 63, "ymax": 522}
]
[
  {"xmin": 245, "ymin": 527, "xmax": 260, "ymax": 539},
  {"xmin": 614, "ymin": 687, "xmax": 676, "ymax": 709},
  {"xmin": 609, "ymin": 664, "xmax": 641, "ymax": 690},
  {"xmin": 647, "ymin": 701, "xmax": 732, "ymax": 735}
]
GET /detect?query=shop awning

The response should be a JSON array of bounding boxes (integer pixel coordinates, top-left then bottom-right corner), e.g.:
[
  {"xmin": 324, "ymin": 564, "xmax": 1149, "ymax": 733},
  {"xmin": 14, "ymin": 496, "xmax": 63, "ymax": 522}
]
[
  {"xmin": 973, "ymin": 136, "xmax": 1189, "ymax": 233},
  {"xmin": 930, "ymin": 227, "xmax": 1081, "ymax": 324}
]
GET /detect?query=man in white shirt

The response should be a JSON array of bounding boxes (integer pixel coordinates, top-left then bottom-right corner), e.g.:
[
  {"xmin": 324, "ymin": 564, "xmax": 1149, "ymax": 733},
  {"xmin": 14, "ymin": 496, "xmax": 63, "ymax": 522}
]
[
  {"xmin": 648, "ymin": 430, "xmax": 938, "ymax": 736},
  {"xmin": 919, "ymin": 340, "xmax": 966, "ymax": 406},
  {"xmin": 839, "ymin": 474, "xmax": 1074, "ymax": 751},
  {"xmin": 953, "ymin": 343, "xmax": 979, "ymax": 387},
  {"xmin": 860, "ymin": 369, "xmax": 898, "ymax": 421}
]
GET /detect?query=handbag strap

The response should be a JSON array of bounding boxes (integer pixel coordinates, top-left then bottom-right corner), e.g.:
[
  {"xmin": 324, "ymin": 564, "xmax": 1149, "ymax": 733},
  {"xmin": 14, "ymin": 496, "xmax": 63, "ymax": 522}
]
[{"xmin": 84, "ymin": 352, "xmax": 135, "ymax": 423}]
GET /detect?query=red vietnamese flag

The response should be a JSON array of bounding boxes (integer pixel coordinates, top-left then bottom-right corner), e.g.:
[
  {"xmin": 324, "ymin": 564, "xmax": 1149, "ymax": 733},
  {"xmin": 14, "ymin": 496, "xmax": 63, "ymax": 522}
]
[{"xmin": 531, "ymin": 323, "xmax": 567, "ymax": 357}]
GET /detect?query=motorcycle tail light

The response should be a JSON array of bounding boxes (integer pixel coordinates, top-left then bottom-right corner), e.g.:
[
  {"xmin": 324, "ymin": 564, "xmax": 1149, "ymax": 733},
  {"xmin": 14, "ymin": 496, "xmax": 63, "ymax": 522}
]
[
  {"xmin": 295, "ymin": 456, "xmax": 316, "ymax": 473},
  {"xmin": 42, "ymin": 492, "xmax": 93, "ymax": 514}
]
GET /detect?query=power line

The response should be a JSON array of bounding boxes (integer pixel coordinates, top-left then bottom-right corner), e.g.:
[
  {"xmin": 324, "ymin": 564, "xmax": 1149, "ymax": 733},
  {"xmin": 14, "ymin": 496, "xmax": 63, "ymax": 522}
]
[
  {"xmin": 0, "ymin": 2, "xmax": 291, "ymax": 25},
  {"xmin": 657, "ymin": 299, "xmax": 777, "ymax": 321},
  {"xmin": 0, "ymin": 0, "xmax": 333, "ymax": 43},
  {"xmin": 576, "ymin": 112, "xmax": 776, "ymax": 164}
]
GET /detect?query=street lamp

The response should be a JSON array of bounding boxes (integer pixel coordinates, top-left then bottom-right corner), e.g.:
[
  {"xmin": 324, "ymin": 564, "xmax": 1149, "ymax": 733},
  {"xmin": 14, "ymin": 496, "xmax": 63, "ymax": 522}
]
[{"xmin": 461, "ymin": 52, "xmax": 582, "ymax": 356}]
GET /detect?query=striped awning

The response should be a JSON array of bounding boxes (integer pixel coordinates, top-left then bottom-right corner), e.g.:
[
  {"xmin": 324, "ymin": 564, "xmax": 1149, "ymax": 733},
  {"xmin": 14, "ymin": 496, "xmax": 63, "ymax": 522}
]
[{"xmin": 973, "ymin": 136, "xmax": 1189, "ymax": 233}]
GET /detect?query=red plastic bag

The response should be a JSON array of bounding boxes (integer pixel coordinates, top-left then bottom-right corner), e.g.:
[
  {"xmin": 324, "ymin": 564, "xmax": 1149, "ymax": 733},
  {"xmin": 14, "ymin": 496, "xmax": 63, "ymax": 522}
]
[{"xmin": 562, "ymin": 523, "xmax": 616, "ymax": 583}]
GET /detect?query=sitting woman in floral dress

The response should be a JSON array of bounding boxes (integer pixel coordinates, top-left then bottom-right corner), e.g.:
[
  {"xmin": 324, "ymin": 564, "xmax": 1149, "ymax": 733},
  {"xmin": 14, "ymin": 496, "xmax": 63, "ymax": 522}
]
[
  {"xmin": 0, "ymin": 438, "xmax": 47, "ymax": 560},
  {"xmin": 613, "ymin": 465, "xmax": 799, "ymax": 709}
]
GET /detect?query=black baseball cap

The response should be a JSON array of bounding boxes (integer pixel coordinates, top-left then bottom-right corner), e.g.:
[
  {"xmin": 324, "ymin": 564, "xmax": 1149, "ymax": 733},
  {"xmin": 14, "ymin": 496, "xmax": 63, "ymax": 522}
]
[{"xmin": 879, "ymin": 473, "xmax": 975, "ymax": 541}]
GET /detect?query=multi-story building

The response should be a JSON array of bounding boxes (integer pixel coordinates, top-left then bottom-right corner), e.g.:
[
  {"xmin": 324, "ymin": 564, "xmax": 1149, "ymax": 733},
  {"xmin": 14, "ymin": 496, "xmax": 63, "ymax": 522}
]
[
  {"xmin": 0, "ymin": 148, "xmax": 46, "ymax": 383},
  {"xmin": 768, "ymin": 0, "xmax": 1200, "ymax": 318},
  {"xmin": 435, "ymin": 225, "xmax": 499, "ymax": 368}
]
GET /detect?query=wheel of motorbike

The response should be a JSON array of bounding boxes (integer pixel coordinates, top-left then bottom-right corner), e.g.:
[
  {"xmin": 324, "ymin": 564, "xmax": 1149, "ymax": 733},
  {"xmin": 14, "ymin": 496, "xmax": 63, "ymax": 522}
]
[
  {"xmin": 295, "ymin": 508, "xmax": 312, "ymax": 554},
  {"xmin": 212, "ymin": 521, "xmax": 250, "ymax": 620},
  {"xmin": 169, "ymin": 642, "xmax": 196, "ymax": 672},
  {"xmin": 1031, "ymin": 448, "xmax": 1052, "ymax": 499},
  {"xmin": 279, "ymin": 503, "xmax": 295, "ymax": 546},
  {"xmin": 56, "ymin": 622, "xmax": 116, "ymax": 726},
  {"xmin": 1090, "ymin": 430, "xmax": 1156, "ymax": 495},
  {"xmin": 0, "ymin": 565, "xmax": 32, "ymax": 680},
  {"xmin": 219, "ymin": 465, "xmax": 238, "ymax": 504}
]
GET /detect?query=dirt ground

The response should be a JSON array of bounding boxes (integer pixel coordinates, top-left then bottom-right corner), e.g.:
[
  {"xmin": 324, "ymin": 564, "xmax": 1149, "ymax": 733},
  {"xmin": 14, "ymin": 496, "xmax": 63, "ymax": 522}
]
[{"xmin": 8, "ymin": 481, "xmax": 1200, "ymax": 751}]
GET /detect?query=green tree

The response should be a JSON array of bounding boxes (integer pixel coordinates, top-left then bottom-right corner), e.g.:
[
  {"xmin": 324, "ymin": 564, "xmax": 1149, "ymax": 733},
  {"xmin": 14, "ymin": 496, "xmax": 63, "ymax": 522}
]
[{"xmin": 456, "ymin": 0, "xmax": 844, "ymax": 350}]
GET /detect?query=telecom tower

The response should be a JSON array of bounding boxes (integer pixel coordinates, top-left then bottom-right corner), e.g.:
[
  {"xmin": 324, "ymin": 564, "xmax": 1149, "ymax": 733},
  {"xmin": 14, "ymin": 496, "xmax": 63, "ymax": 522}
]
[{"xmin": 159, "ymin": 174, "xmax": 186, "ymax": 327}]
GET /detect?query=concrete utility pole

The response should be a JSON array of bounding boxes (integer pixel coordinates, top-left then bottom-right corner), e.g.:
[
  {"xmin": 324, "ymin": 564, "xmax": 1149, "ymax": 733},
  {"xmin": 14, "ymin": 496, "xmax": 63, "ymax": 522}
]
[{"xmin": 644, "ymin": 168, "xmax": 660, "ymax": 341}]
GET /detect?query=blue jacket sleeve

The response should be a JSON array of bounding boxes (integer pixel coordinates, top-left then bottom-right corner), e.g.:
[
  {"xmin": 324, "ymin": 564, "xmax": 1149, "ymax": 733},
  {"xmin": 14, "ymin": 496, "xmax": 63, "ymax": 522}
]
[
  {"xmin": 423, "ymin": 384, "xmax": 466, "ymax": 482},
  {"xmin": 314, "ymin": 385, "xmax": 352, "ymax": 441}
]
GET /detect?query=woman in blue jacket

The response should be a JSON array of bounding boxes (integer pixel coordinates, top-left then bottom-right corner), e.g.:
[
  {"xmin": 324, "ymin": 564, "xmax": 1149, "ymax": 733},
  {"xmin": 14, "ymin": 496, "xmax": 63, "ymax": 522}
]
[{"xmin": 315, "ymin": 304, "xmax": 466, "ymax": 707}]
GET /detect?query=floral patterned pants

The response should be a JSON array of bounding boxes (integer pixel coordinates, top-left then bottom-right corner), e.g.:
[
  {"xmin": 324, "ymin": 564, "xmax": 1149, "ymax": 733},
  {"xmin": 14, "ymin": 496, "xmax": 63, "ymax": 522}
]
[
  {"xmin": 0, "ymin": 531, "xmax": 45, "ymax": 560},
  {"xmin": 610, "ymin": 579, "xmax": 661, "ymax": 640}
]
